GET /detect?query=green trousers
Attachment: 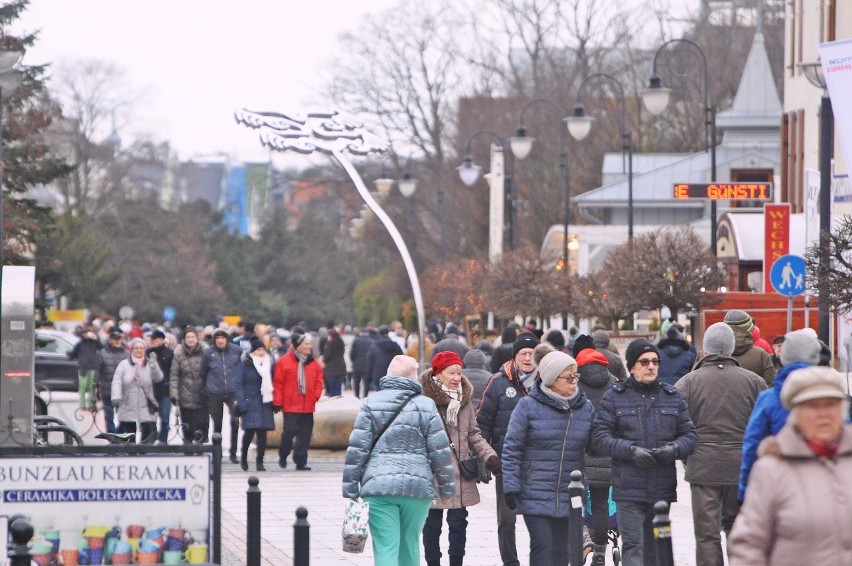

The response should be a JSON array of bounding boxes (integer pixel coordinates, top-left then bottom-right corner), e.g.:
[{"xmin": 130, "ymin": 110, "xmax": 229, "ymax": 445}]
[
  {"xmin": 78, "ymin": 369, "xmax": 95, "ymax": 408},
  {"xmin": 364, "ymin": 496, "xmax": 431, "ymax": 566}
]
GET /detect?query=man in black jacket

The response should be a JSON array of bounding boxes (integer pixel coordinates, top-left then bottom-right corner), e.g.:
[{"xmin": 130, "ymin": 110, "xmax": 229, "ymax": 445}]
[
  {"xmin": 476, "ymin": 331, "xmax": 539, "ymax": 566},
  {"xmin": 147, "ymin": 329, "xmax": 174, "ymax": 444},
  {"xmin": 97, "ymin": 329, "xmax": 127, "ymax": 433},
  {"xmin": 348, "ymin": 327, "xmax": 374, "ymax": 398},
  {"xmin": 365, "ymin": 325, "xmax": 403, "ymax": 392}
]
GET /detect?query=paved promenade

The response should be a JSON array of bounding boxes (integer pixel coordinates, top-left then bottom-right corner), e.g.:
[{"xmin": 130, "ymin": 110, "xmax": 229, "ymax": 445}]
[{"xmin": 216, "ymin": 398, "xmax": 718, "ymax": 566}]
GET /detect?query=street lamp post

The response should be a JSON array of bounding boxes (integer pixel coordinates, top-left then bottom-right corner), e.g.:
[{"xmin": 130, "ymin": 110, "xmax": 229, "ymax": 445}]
[
  {"xmin": 509, "ymin": 98, "xmax": 571, "ymax": 329},
  {"xmin": 235, "ymin": 109, "xmax": 427, "ymax": 363},
  {"xmin": 456, "ymin": 129, "xmax": 514, "ymax": 260},
  {"xmin": 642, "ymin": 38, "xmax": 718, "ymax": 255},
  {"xmin": 799, "ymin": 59, "xmax": 833, "ymax": 345},
  {"xmin": 397, "ymin": 156, "xmax": 418, "ymax": 256},
  {"xmin": 0, "ymin": 46, "xmax": 24, "ymax": 270},
  {"xmin": 566, "ymin": 72, "xmax": 634, "ymax": 242}
]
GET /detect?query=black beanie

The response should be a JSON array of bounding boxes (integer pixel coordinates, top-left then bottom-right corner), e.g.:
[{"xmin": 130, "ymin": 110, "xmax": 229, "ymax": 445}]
[
  {"xmin": 545, "ymin": 329, "xmax": 565, "ymax": 349},
  {"xmin": 513, "ymin": 332, "xmax": 539, "ymax": 357},
  {"xmin": 572, "ymin": 334, "xmax": 596, "ymax": 357},
  {"xmin": 625, "ymin": 339, "xmax": 659, "ymax": 370}
]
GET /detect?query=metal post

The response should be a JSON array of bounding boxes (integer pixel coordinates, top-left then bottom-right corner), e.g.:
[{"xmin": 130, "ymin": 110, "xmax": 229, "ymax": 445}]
[
  {"xmin": 818, "ymin": 94, "xmax": 833, "ymax": 345},
  {"xmin": 562, "ymin": 151, "xmax": 571, "ymax": 331},
  {"xmin": 567, "ymin": 470, "xmax": 584, "ymax": 565},
  {"xmin": 0, "ymin": 86, "xmax": 4, "ymax": 270},
  {"xmin": 8, "ymin": 517, "xmax": 33, "ymax": 566},
  {"xmin": 211, "ymin": 432, "xmax": 223, "ymax": 564},
  {"xmin": 247, "ymin": 476, "xmax": 261, "ymax": 566},
  {"xmin": 294, "ymin": 506, "xmax": 310, "ymax": 566},
  {"xmin": 627, "ymin": 131, "xmax": 634, "ymax": 243},
  {"xmin": 709, "ymin": 106, "xmax": 718, "ymax": 256},
  {"xmin": 653, "ymin": 501, "xmax": 675, "ymax": 566}
]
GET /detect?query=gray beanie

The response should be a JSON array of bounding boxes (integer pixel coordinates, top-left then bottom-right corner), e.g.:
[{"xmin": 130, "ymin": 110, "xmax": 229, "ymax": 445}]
[
  {"xmin": 537, "ymin": 351, "xmax": 577, "ymax": 387},
  {"xmin": 724, "ymin": 309, "xmax": 754, "ymax": 331},
  {"xmin": 592, "ymin": 330, "xmax": 610, "ymax": 349},
  {"xmin": 703, "ymin": 322, "xmax": 735, "ymax": 356},
  {"xmin": 780, "ymin": 329, "xmax": 821, "ymax": 366}
]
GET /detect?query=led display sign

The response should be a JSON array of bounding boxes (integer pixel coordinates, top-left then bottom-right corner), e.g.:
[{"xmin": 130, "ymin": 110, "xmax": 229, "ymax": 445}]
[{"xmin": 673, "ymin": 183, "xmax": 772, "ymax": 200}]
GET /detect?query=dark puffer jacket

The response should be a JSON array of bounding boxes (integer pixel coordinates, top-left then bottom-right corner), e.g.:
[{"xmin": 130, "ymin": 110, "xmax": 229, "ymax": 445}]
[
  {"xmin": 365, "ymin": 337, "xmax": 403, "ymax": 390},
  {"xmin": 657, "ymin": 332, "xmax": 697, "ymax": 386},
  {"xmin": 148, "ymin": 344, "xmax": 174, "ymax": 399},
  {"xmin": 591, "ymin": 377, "xmax": 697, "ymax": 504},
  {"xmin": 170, "ymin": 341, "xmax": 206, "ymax": 409},
  {"xmin": 502, "ymin": 385, "xmax": 595, "ymax": 517},
  {"xmin": 575, "ymin": 349, "xmax": 614, "ymax": 487},
  {"xmin": 97, "ymin": 344, "xmax": 127, "ymax": 399},
  {"xmin": 476, "ymin": 360, "xmax": 528, "ymax": 455},
  {"xmin": 234, "ymin": 356, "xmax": 275, "ymax": 431},
  {"xmin": 490, "ymin": 327, "xmax": 518, "ymax": 374},
  {"xmin": 201, "ymin": 343, "xmax": 242, "ymax": 397},
  {"xmin": 343, "ymin": 376, "xmax": 455, "ymax": 500},
  {"xmin": 462, "ymin": 349, "xmax": 492, "ymax": 409}
]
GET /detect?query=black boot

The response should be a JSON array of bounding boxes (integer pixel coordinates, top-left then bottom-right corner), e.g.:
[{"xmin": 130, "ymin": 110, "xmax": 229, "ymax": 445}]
[
  {"xmin": 256, "ymin": 460, "xmax": 266, "ymax": 472},
  {"xmin": 426, "ymin": 560, "xmax": 440, "ymax": 566},
  {"xmin": 240, "ymin": 451, "xmax": 248, "ymax": 472},
  {"xmin": 590, "ymin": 543, "xmax": 607, "ymax": 566},
  {"xmin": 449, "ymin": 556, "xmax": 463, "ymax": 566},
  {"xmin": 229, "ymin": 452, "xmax": 239, "ymax": 464}
]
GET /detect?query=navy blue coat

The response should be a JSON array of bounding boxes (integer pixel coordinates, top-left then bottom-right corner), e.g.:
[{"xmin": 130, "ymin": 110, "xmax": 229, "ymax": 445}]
[
  {"xmin": 501, "ymin": 386, "xmax": 595, "ymax": 518},
  {"xmin": 201, "ymin": 343, "xmax": 242, "ymax": 397},
  {"xmin": 591, "ymin": 377, "xmax": 697, "ymax": 504},
  {"xmin": 657, "ymin": 338, "xmax": 697, "ymax": 385},
  {"xmin": 365, "ymin": 337, "xmax": 403, "ymax": 390},
  {"xmin": 476, "ymin": 361, "xmax": 527, "ymax": 455},
  {"xmin": 233, "ymin": 357, "xmax": 275, "ymax": 431}
]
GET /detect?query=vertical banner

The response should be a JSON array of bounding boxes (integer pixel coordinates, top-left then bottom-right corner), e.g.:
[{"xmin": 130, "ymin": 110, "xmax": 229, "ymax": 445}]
[
  {"xmin": 764, "ymin": 203, "xmax": 790, "ymax": 294},
  {"xmin": 820, "ymin": 39, "xmax": 852, "ymax": 176},
  {"xmin": 486, "ymin": 144, "xmax": 505, "ymax": 265}
]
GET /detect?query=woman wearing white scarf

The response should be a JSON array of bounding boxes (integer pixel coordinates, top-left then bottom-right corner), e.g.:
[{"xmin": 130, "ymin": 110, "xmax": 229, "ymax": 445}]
[
  {"xmin": 234, "ymin": 339, "xmax": 276, "ymax": 472},
  {"xmin": 420, "ymin": 351, "xmax": 500, "ymax": 566}
]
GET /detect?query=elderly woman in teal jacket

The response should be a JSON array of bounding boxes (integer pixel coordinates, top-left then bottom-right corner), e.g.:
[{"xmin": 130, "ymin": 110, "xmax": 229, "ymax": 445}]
[{"xmin": 343, "ymin": 355, "xmax": 456, "ymax": 566}]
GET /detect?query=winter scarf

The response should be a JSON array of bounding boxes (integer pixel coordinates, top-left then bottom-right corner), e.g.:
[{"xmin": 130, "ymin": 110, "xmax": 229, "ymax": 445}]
[
  {"xmin": 433, "ymin": 375, "xmax": 463, "ymax": 426},
  {"xmin": 295, "ymin": 351, "xmax": 307, "ymax": 395},
  {"xmin": 253, "ymin": 353, "xmax": 274, "ymax": 403},
  {"xmin": 540, "ymin": 382, "xmax": 579, "ymax": 410}
]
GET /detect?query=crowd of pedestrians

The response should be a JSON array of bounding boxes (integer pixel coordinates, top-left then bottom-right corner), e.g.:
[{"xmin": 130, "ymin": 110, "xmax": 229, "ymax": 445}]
[{"xmin": 58, "ymin": 310, "xmax": 852, "ymax": 565}]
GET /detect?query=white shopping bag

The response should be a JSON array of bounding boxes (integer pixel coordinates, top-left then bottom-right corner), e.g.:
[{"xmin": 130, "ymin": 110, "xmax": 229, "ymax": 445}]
[{"xmin": 342, "ymin": 498, "xmax": 370, "ymax": 553}]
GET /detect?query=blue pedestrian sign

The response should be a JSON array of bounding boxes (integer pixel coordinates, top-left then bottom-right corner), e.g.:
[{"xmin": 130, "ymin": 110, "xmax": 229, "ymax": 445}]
[
  {"xmin": 162, "ymin": 306, "xmax": 176, "ymax": 322},
  {"xmin": 770, "ymin": 255, "xmax": 806, "ymax": 296}
]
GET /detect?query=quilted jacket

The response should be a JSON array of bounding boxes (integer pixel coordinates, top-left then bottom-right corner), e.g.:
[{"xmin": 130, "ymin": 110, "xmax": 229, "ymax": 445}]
[
  {"xmin": 476, "ymin": 360, "xmax": 528, "ymax": 455},
  {"xmin": 170, "ymin": 341, "xmax": 206, "ymax": 410},
  {"xmin": 501, "ymin": 385, "xmax": 595, "ymax": 517},
  {"xmin": 343, "ymin": 376, "xmax": 455, "ymax": 501},
  {"xmin": 234, "ymin": 356, "xmax": 275, "ymax": 431}
]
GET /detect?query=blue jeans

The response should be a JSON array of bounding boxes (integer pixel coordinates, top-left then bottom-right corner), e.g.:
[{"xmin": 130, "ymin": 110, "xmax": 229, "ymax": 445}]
[
  {"xmin": 422, "ymin": 507, "xmax": 469, "ymax": 561},
  {"xmin": 616, "ymin": 500, "xmax": 659, "ymax": 566},
  {"xmin": 324, "ymin": 374, "xmax": 344, "ymax": 397},
  {"xmin": 102, "ymin": 396, "xmax": 117, "ymax": 434},
  {"xmin": 522, "ymin": 515, "xmax": 570, "ymax": 566},
  {"xmin": 157, "ymin": 396, "xmax": 171, "ymax": 443}
]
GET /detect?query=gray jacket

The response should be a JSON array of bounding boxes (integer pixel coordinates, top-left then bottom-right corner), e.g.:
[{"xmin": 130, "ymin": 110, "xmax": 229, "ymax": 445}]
[
  {"xmin": 111, "ymin": 356, "xmax": 163, "ymax": 423},
  {"xmin": 343, "ymin": 376, "xmax": 455, "ymax": 500}
]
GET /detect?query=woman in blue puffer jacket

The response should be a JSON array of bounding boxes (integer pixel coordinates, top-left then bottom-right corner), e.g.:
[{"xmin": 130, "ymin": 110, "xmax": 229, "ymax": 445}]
[
  {"xmin": 502, "ymin": 351, "xmax": 595, "ymax": 566},
  {"xmin": 343, "ymin": 355, "xmax": 455, "ymax": 566}
]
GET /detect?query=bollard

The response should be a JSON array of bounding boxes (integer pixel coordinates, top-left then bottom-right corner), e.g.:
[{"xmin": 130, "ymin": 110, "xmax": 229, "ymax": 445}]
[
  {"xmin": 293, "ymin": 506, "xmax": 310, "ymax": 566},
  {"xmin": 247, "ymin": 476, "xmax": 261, "ymax": 566},
  {"xmin": 653, "ymin": 500, "xmax": 675, "ymax": 566},
  {"xmin": 567, "ymin": 470, "xmax": 585, "ymax": 566},
  {"xmin": 8, "ymin": 517, "xmax": 34, "ymax": 566}
]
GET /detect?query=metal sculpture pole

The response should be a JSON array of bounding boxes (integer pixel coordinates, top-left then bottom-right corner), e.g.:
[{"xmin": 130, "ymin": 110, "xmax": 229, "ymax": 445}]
[{"xmin": 235, "ymin": 109, "xmax": 426, "ymax": 363}]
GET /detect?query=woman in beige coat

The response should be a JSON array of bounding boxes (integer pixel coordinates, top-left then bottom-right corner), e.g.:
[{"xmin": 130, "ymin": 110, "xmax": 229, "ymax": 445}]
[
  {"xmin": 729, "ymin": 366, "xmax": 852, "ymax": 566},
  {"xmin": 420, "ymin": 351, "xmax": 500, "ymax": 566}
]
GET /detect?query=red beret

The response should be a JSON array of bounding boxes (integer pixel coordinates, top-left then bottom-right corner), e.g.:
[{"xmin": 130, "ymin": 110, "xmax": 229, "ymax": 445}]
[{"xmin": 431, "ymin": 351, "xmax": 464, "ymax": 375}]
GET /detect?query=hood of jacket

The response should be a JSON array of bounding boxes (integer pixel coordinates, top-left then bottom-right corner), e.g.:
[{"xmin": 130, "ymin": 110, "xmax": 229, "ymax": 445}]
[
  {"xmin": 731, "ymin": 325, "xmax": 756, "ymax": 356},
  {"xmin": 758, "ymin": 422, "xmax": 852, "ymax": 460},
  {"xmin": 529, "ymin": 382, "xmax": 588, "ymax": 412},
  {"xmin": 378, "ymin": 375, "xmax": 422, "ymax": 395},
  {"xmin": 658, "ymin": 338, "xmax": 692, "ymax": 355},
  {"xmin": 693, "ymin": 353, "xmax": 740, "ymax": 369},
  {"xmin": 577, "ymin": 356, "xmax": 613, "ymax": 389},
  {"xmin": 463, "ymin": 348, "xmax": 489, "ymax": 370},
  {"xmin": 419, "ymin": 369, "xmax": 473, "ymax": 408},
  {"xmin": 773, "ymin": 361, "xmax": 811, "ymax": 393}
]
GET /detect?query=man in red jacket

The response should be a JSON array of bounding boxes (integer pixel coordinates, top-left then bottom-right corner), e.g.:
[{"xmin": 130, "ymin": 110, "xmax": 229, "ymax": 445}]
[{"xmin": 273, "ymin": 333, "xmax": 324, "ymax": 470}]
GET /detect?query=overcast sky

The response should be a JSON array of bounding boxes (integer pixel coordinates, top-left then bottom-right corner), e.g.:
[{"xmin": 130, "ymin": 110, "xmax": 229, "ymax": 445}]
[{"xmin": 16, "ymin": 0, "xmax": 399, "ymax": 163}]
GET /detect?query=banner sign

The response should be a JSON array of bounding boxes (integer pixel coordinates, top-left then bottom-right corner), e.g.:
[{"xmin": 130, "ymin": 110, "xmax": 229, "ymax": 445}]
[
  {"xmin": 673, "ymin": 183, "xmax": 772, "ymax": 200},
  {"xmin": 0, "ymin": 455, "xmax": 211, "ymax": 551},
  {"xmin": 820, "ymin": 39, "xmax": 852, "ymax": 179},
  {"xmin": 764, "ymin": 203, "xmax": 791, "ymax": 294}
]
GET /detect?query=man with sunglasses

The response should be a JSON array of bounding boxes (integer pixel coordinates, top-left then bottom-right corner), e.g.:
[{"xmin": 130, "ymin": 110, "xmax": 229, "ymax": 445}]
[{"xmin": 591, "ymin": 339, "xmax": 697, "ymax": 566}]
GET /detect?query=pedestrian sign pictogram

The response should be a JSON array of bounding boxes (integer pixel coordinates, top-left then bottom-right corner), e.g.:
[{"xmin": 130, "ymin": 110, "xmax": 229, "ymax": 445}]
[{"xmin": 770, "ymin": 255, "xmax": 806, "ymax": 297}]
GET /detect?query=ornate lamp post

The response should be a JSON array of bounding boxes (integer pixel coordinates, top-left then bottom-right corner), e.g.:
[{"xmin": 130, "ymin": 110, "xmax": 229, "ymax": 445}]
[
  {"xmin": 799, "ymin": 58, "xmax": 833, "ymax": 344},
  {"xmin": 642, "ymin": 38, "xmax": 719, "ymax": 255},
  {"xmin": 0, "ymin": 45, "xmax": 24, "ymax": 269},
  {"xmin": 566, "ymin": 73, "xmax": 635, "ymax": 242},
  {"xmin": 236, "ymin": 109, "xmax": 426, "ymax": 362},
  {"xmin": 457, "ymin": 129, "xmax": 514, "ymax": 260}
]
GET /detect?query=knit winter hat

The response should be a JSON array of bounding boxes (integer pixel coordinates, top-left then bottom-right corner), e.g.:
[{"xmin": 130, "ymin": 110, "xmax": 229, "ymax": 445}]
[
  {"xmin": 537, "ymin": 351, "xmax": 577, "ymax": 387},
  {"xmin": 431, "ymin": 351, "xmax": 464, "ymax": 375},
  {"xmin": 292, "ymin": 333, "xmax": 310, "ymax": 348},
  {"xmin": 572, "ymin": 334, "xmax": 596, "ymax": 357},
  {"xmin": 513, "ymin": 332, "xmax": 539, "ymax": 357},
  {"xmin": 724, "ymin": 309, "xmax": 754, "ymax": 331},
  {"xmin": 545, "ymin": 329, "xmax": 565, "ymax": 349},
  {"xmin": 249, "ymin": 338, "xmax": 265, "ymax": 353},
  {"xmin": 213, "ymin": 329, "xmax": 229, "ymax": 340},
  {"xmin": 780, "ymin": 366, "xmax": 847, "ymax": 409},
  {"xmin": 625, "ymin": 339, "xmax": 659, "ymax": 370},
  {"xmin": 386, "ymin": 355, "xmax": 419, "ymax": 380},
  {"xmin": 703, "ymin": 322, "xmax": 735, "ymax": 356},
  {"xmin": 592, "ymin": 330, "xmax": 610, "ymax": 349},
  {"xmin": 780, "ymin": 329, "xmax": 822, "ymax": 366}
]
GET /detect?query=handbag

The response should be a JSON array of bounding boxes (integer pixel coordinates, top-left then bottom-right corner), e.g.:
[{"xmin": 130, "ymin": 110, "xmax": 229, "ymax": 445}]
[
  {"xmin": 458, "ymin": 457, "xmax": 480, "ymax": 480},
  {"xmin": 441, "ymin": 412, "xmax": 491, "ymax": 484},
  {"xmin": 342, "ymin": 498, "xmax": 370, "ymax": 553}
]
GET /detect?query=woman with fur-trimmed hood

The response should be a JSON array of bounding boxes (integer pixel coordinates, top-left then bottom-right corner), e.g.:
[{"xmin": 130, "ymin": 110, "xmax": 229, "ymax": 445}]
[{"xmin": 420, "ymin": 351, "xmax": 500, "ymax": 566}]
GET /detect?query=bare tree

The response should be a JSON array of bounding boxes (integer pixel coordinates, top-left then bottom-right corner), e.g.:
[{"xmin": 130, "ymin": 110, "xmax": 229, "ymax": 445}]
[
  {"xmin": 805, "ymin": 216, "xmax": 852, "ymax": 316},
  {"xmin": 484, "ymin": 247, "xmax": 572, "ymax": 320}
]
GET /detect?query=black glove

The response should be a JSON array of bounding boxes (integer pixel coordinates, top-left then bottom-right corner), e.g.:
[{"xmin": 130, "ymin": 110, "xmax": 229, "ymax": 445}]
[
  {"xmin": 652, "ymin": 442, "xmax": 680, "ymax": 464},
  {"xmin": 272, "ymin": 405, "xmax": 282, "ymax": 414},
  {"xmin": 630, "ymin": 445, "xmax": 657, "ymax": 469},
  {"xmin": 504, "ymin": 492, "xmax": 519, "ymax": 510}
]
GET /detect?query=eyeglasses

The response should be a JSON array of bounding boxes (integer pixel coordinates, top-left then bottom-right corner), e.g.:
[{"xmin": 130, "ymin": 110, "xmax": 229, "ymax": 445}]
[
  {"xmin": 556, "ymin": 374, "xmax": 579, "ymax": 383},
  {"xmin": 636, "ymin": 358, "xmax": 660, "ymax": 367}
]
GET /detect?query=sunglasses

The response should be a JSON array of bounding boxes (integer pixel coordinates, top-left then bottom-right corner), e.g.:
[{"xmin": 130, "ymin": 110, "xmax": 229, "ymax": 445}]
[
  {"xmin": 636, "ymin": 358, "xmax": 660, "ymax": 367},
  {"xmin": 556, "ymin": 374, "xmax": 579, "ymax": 383}
]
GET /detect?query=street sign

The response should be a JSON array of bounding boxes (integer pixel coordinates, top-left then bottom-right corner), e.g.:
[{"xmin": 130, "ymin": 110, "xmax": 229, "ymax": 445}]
[
  {"xmin": 770, "ymin": 254, "xmax": 806, "ymax": 297},
  {"xmin": 673, "ymin": 182, "xmax": 772, "ymax": 200},
  {"xmin": 162, "ymin": 306, "xmax": 176, "ymax": 322}
]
